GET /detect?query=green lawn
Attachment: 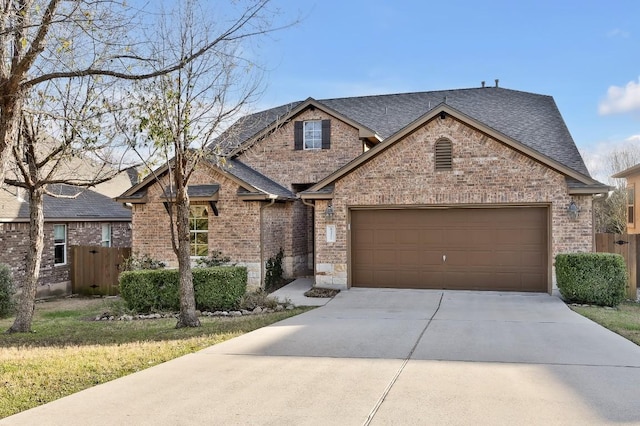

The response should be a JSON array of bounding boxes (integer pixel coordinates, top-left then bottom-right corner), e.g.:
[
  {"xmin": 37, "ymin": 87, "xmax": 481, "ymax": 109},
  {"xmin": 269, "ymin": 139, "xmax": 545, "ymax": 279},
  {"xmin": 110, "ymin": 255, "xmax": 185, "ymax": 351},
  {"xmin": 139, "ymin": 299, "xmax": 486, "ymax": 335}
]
[
  {"xmin": 571, "ymin": 301, "xmax": 640, "ymax": 346},
  {"xmin": 0, "ymin": 297, "xmax": 311, "ymax": 419}
]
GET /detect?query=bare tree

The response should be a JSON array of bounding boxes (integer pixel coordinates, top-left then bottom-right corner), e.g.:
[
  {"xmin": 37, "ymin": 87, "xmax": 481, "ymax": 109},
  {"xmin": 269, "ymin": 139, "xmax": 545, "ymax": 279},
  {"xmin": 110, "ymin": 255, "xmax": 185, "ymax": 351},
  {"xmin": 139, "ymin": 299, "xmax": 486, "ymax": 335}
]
[
  {"xmin": 5, "ymin": 77, "xmax": 130, "ymax": 333},
  {"xmin": 588, "ymin": 144, "xmax": 640, "ymax": 234},
  {"xmin": 129, "ymin": 0, "xmax": 286, "ymax": 328},
  {"xmin": 0, "ymin": 0, "xmax": 278, "ymax": 195}
]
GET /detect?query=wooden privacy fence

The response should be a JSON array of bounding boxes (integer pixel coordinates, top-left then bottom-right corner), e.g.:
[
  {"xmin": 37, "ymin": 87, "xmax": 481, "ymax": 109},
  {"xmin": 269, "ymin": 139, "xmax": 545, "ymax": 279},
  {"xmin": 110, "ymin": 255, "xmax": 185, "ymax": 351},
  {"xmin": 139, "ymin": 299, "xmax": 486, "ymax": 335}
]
[
  {"xmin": 71, "ymin": 246, "xmax": 131, "ymax": 296},
  {"xmin": 595, "ymin": 233, "xmax": 638, "ymax": 299}
]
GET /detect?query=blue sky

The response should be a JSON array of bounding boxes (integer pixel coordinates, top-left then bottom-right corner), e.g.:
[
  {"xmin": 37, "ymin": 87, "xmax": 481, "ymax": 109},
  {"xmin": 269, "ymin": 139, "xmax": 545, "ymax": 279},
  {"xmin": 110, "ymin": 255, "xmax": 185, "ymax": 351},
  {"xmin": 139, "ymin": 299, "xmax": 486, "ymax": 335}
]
[{"xmin": 251, "ymin": 0, "xmax": 640, "ymax": 180}]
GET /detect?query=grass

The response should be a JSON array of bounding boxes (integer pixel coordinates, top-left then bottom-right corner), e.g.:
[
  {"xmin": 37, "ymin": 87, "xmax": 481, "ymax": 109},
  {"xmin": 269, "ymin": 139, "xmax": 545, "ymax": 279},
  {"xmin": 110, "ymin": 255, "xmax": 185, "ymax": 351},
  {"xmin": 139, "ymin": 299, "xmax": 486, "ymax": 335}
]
[
  {"xmin": 0, "ymin": 297, "xmax": 311, "ymax": 419},
  {"xmin": 571, "ymin": 301, "xmax": 640, "ymax": 346}
]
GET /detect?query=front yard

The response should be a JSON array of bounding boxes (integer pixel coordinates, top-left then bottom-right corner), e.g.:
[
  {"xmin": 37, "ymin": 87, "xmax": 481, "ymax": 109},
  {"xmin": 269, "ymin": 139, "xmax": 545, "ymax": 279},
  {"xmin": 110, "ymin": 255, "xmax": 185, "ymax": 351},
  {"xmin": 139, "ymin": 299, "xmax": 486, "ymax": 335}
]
[
  {"xmin": 0, "ymin": 297, "xmax": 310, "ymax": 419},
  {"xmin": 570, "ymin": 301, "xmax": 640, "ymax": 346}
]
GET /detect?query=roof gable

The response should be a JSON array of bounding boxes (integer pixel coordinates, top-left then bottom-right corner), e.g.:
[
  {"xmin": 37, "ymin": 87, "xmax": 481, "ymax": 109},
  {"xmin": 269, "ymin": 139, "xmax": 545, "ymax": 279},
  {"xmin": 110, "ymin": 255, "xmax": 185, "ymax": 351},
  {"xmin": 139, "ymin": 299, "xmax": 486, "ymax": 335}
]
[
  {"xmin": 219, "ymin": 87, "xmax": 593, "ymax": 179},
  {"xmin": 221, "ymin": 98, "xmax": 380, "ymax": 158},
  {"xmin": 302, "ymin": 104, "xmax": 607, "ymax": 196},
  {"xmin": 116, "ymin": 158, "xmax": 295, "ymax": 203}
]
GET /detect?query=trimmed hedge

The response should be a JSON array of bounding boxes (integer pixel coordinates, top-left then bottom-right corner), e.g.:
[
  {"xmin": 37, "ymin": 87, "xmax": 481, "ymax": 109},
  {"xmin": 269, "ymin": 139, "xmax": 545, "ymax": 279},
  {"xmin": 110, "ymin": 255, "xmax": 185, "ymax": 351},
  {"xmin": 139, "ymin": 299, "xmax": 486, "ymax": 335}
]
[
  {"xmin": 0, "ymin": 263, "xmax": 16, "ymax": 318},
  {"xmin": 555, "ymin": 253, "xmax": 627, "ymax": 306},
  {"xmin": 119, "ymin": 266, "xmax": 247, "ymax": 313}
]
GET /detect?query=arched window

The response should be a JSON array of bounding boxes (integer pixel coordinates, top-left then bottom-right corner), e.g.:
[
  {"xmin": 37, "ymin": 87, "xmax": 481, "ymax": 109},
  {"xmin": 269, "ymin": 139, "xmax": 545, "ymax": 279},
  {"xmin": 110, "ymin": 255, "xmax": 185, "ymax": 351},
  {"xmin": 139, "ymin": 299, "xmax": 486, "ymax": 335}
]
[{"xmin": 435, "ymin": 139, "xmax": 453, "ymax": 171}]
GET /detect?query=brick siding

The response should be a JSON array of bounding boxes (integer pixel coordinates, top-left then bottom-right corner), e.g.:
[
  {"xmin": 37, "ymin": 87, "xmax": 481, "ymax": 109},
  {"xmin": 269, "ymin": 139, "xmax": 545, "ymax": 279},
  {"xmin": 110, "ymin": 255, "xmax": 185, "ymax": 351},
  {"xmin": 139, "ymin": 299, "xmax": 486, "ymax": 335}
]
[
  {"xmin": 238, "ymin": 109, "xmax": 363, "ymax": 190},
  {"xmin": 313, "ymin": 116, "xmax": 593, "ymax": 287},
  {"xmin": 0, "ymin": 221, "xmax": 131, "ymax": 296}
]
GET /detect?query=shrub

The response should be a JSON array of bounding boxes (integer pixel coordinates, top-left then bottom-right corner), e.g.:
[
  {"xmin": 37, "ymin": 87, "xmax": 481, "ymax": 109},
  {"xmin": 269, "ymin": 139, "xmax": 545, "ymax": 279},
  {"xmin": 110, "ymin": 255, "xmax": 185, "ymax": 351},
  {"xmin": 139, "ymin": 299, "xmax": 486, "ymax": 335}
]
[
  {"xmin": 119, "ymin": 269, "xmax": 180, "ymax": 313},
  {"xmin": 556, "ymin": 253, "xmax": 627, "ymax": 306},
  {"xmin": 120, "ymin": 252, "xmax": 166, "ymax": 272},
  {"xmin": 264, "ymin": 248, "xmax": 284, "ymax": 292},
  {"xmin": 119, "ymin": 266, "xmax": 247, "ymax": 313},
  {"xmin": 194, "ymin": 251, "xmax": 232, "ymax": 268},
  {"xmin": 0, "ymin": 263, "xmax": 16, "ymax": 318},
  {"xmin": 194, "ymin": 266, "xmax": 247, "ymax": 311},
  {"xmin": 238, "ymin": 289, "xmax": 280, "ymax": 310}
]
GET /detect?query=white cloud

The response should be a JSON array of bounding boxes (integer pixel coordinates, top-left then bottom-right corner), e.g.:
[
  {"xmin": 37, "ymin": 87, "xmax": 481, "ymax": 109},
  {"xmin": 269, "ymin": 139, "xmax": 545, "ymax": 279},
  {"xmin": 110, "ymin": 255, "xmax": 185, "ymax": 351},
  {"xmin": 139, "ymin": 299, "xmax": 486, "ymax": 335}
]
[
  {"xmin": 607, "ymin": 28, "xmax": 630, "ymax": 38},
  {"xmin": 626, "ymin": 134, "xmax": 640, "ymax": 142},
  {"xmin": 598, "ymin": 78, "xmax": 640, "ymax": 115}
]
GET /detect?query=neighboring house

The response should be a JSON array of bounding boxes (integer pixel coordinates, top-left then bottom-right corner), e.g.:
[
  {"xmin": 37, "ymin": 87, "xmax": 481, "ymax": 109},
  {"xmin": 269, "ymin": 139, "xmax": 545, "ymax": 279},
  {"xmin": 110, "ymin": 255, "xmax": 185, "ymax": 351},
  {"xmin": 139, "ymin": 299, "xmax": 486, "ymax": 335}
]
[
  {"xmin": 612, "ymin": 165, "xmax": 640, "ymax": 233},
  {"xmin": 0, "ymin": 178, "xmax": 133, "ymax": 298},
  {"xmin": 117, "ymin": 85, "xmax": 608, "ymax": 293}
]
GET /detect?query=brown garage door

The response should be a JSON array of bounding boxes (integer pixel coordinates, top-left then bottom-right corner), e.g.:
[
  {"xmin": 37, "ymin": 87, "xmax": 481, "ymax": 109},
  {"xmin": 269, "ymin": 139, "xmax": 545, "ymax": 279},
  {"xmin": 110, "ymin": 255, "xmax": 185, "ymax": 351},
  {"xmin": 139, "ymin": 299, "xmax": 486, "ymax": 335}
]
[{"xmin": 351, "ymin": 207, "xmax": 548, "ymax": 292}]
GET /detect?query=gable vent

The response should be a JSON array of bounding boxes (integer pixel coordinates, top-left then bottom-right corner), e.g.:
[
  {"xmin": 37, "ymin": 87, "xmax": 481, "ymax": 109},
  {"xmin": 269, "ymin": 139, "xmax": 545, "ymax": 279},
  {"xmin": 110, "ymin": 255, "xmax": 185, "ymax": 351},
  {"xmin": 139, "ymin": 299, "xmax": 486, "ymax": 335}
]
[{"xmin": 435, "ymin": 139, "xmax": 453, "ymax": 171}]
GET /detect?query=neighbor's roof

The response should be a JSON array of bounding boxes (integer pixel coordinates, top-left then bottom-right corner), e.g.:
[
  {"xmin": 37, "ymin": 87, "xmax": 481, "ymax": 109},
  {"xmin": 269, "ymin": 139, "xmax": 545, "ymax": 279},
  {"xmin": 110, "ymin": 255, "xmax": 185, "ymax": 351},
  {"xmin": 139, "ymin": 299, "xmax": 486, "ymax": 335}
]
[
  {"xmin": 215, "ymin": 86, "xmax": 591, "ymax": 177},
  {"xmin": 612, "ymin": 163, "xmax": 640, "ymax": 179},
  {"xmin": 1, "ymin": 184, "xmax": 131, "ymax": 222}
]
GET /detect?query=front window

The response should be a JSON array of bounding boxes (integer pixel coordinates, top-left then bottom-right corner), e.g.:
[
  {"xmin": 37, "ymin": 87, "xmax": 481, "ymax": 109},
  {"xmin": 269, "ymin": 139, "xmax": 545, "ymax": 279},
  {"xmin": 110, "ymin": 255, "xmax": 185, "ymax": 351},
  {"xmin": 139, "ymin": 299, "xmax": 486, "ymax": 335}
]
[
  {"xmin": 190, "ymin": 205, "xmax": 208, "ymax": 256},
  {"xmin": 54, "ymin": 224, "xmax": 67, "ymax": 265},
  {"xmin": 303, "ymin": 120, "xmax": 322, "ymax": 150},
  {"xmin": 101, "ymin": 223, "xmax": 112, "ymax": 247},
  {"xmin": 628, "ymin": 185, "xmax": 635, "ymax": 225}
]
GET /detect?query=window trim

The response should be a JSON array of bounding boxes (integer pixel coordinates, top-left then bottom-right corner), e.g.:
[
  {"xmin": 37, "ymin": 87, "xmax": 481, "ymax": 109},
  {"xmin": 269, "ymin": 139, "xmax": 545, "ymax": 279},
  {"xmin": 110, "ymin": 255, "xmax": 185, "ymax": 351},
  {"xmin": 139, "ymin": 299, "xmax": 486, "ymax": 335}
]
[
  {"xmin": 628, "ymin": 184, "xmax": 635, "ymax": 226},
  {"xmin": 303, "ymin": 120, "xmax": 322, "ymax": 150},
  {"xmin": 189, "ymin": 205, "xmax": 209, "ymax": 257},
  {"xmin": 54, "ymin": 224, "xmax": 67, "ymax": 266},
  {"xmin": 101, "ymin": 223, "xmax": 112, "ymax": 247}
]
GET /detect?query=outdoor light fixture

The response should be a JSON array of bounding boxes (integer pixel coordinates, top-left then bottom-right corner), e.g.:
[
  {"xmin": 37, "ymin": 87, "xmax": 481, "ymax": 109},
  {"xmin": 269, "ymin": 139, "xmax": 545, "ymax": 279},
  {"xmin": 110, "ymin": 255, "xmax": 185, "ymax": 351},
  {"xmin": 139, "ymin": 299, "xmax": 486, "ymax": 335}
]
[
  {"xmin": 324, "ymin": 204, "xmax": 335, "ymax": 221},
  {"xmin": 567, "ymin": 200, "xmax": 580, "ymax": 220}
]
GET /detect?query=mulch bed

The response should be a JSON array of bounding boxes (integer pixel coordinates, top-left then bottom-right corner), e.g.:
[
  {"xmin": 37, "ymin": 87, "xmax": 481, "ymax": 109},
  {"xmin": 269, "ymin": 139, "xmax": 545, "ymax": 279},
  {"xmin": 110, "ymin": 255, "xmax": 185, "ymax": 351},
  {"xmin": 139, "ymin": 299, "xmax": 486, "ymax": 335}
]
[{"xmin": 304, "ymin": 288, "xmax": 340, "ymax": 298}]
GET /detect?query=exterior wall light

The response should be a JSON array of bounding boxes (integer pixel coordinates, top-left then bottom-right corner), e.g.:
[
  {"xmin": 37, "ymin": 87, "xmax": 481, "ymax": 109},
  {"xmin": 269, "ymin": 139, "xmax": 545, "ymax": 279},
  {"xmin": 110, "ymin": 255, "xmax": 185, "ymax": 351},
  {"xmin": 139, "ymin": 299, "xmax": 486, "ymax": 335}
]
[
  {"xmin": 324, "ymin": 204, "xmax": 335, "ymax": 221},
  {"xmin": 567, "ymin": 200, "xmax": 580, "ymax": 220}
]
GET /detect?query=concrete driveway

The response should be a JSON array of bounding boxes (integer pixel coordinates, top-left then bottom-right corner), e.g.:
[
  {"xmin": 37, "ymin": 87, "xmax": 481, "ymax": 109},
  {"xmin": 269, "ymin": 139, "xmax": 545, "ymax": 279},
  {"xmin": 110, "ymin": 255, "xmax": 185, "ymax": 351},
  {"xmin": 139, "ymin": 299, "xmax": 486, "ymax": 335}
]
[{"xmin": 4, "ymin": 289, "xmax": 640, "ymax": 425}]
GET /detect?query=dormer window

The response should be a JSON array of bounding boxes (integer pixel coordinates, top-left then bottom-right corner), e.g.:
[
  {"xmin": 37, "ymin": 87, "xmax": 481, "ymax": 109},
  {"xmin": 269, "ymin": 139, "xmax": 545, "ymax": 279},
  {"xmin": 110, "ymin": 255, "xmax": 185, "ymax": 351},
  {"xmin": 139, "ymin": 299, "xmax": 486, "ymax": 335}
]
[
  {"xmin": 435, "ymin": 139, "xmax": 453, "ymax": 171},
  {"xmin": 294, "ymin": 119, "xmax": 331, "ymax": 150}
]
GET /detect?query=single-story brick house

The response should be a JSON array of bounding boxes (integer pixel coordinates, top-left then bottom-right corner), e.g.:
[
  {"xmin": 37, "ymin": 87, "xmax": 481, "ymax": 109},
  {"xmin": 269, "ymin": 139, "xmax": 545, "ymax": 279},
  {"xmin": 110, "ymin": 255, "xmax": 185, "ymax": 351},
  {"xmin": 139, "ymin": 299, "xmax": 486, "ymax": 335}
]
[
  {"xmin": 117, "ymin": 84, "xmax": 608, "ymax": 293},
  {"xmin": 612, "ymin": 164, "xmax": 640, "ymax": 233},
  {"xmin": 0, "ymin": 181, "xmax": 132, "ymax": 298}
]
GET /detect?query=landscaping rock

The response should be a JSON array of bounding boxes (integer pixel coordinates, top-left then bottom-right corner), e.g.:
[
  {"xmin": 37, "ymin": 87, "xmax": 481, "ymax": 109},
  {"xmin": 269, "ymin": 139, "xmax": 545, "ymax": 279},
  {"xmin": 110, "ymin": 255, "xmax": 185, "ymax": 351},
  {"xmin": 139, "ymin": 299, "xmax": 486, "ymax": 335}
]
[
  {"xmin": 230, "ymin": 311, "xmax": 242, "ymax": 316},
  {"xmin": 252, "ymin": 307, "xmax": 263, "ymax": 314},
  {"xmin": 275, "ymin": 305, "xmax": 284, "ymax": 312}
]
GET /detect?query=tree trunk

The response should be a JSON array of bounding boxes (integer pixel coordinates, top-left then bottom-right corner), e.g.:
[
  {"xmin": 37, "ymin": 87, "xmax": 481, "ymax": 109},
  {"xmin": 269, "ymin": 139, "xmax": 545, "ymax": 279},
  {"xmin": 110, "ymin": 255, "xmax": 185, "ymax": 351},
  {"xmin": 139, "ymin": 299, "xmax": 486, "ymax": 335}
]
[
  {"xmin": 8, "ymin": 188, "xmax": 45, "ymax": 333},
  {"xmin": 174, "ymin": 176, "xmax": 200, "ymax": 328},
  {"xmin": 0, "ymin": 96, "xmax": 21, "ymax": 192}
]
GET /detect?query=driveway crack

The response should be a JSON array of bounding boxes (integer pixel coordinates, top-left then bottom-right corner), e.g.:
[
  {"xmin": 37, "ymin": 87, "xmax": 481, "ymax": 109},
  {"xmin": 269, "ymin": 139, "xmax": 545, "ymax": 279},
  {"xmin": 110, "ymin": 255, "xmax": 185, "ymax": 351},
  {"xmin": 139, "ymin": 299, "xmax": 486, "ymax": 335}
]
[{"xmin": 362, "ymin": 291, "xmax": 444, "ymax": 426}]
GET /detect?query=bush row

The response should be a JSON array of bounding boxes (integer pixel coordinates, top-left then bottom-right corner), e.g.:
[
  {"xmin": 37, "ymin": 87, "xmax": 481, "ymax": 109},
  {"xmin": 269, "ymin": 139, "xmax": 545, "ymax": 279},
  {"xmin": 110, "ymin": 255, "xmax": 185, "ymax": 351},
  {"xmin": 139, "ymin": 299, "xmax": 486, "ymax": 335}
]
[
  {"xmin": 556, "ymin": 253, "xmax": 627, "ymax": 307},
  {"xmin": 119, "ymin": 266, "xmax": 247, "ymax": 313}
]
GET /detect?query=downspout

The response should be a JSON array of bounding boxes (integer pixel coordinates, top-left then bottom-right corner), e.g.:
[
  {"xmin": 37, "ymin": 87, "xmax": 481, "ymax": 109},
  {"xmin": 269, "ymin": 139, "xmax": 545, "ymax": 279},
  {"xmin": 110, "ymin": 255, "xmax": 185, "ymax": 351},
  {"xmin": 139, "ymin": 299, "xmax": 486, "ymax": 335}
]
[{"xmin": 260, "ymin": 195, "xmax": 277, "ymax": 289}]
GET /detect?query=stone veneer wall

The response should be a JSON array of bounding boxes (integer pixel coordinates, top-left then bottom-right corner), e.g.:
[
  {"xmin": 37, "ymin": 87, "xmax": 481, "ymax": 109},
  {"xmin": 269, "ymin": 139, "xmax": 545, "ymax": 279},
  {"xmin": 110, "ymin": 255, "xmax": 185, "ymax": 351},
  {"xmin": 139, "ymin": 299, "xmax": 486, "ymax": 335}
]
[
  {"xmin": 0, "ymin": 221, "xmax": 131, "ymax": 297},
  {"xmin": 314, "ymin": 116, "xmax": 593, "ymax": 289}
]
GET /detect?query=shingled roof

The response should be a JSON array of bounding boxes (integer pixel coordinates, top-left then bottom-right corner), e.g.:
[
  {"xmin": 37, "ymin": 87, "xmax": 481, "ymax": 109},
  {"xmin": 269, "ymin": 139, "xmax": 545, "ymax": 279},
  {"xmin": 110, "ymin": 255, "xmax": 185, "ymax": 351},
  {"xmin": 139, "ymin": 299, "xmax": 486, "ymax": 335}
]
[
  {"xmin": 9, "ymin": 184, "xmax": 131, "ymax": 222},
  {"xmin": 216, "ymin": 86, "xmax": 591, "ymax": 178}
]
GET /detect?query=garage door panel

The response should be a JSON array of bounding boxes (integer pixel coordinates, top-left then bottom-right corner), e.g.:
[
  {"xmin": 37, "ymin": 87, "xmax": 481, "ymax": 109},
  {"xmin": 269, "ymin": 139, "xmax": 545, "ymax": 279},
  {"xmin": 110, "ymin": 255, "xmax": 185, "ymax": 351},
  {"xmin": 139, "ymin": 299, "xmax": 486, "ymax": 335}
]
[
  {"xmin": 373, "ymin": 250, "xmax": 397, "ymax": 265},
  {"xmin": 351, "ymin": 207, "xmax": 548, "ymax": 292}
]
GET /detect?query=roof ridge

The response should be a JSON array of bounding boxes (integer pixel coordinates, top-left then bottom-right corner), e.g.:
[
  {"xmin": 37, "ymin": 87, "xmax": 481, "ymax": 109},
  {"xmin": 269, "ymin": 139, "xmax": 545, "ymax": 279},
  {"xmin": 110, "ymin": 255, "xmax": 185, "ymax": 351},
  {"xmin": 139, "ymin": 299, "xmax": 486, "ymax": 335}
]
[{"xmin": 315, "ymin": 86, "xmax": 549, "ymax": 103}]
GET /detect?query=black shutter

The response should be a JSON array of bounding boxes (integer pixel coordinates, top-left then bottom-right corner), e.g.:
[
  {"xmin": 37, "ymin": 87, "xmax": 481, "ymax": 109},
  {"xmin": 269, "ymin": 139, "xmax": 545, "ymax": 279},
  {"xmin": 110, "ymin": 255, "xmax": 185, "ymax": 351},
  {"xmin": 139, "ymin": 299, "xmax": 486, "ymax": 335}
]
[
  {"xmin": 294, "ymin": 121, "xmax": 303, "ymax": 150},
  {"xmin": 321, "ymin": 119, "xmax": 331, "ymax": 149}
]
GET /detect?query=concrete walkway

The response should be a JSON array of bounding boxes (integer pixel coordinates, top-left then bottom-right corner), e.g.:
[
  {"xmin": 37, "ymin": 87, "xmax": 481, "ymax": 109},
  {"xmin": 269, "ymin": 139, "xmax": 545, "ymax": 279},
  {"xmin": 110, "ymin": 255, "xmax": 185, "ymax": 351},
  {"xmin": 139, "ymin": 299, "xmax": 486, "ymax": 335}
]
[
  {"xmin": 269, "ymin": 277, "xmax": 332, "ymax": 306},
  {"xmin": 4, "ymin": 289, "xmax": 640, "ymax": 425}
]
